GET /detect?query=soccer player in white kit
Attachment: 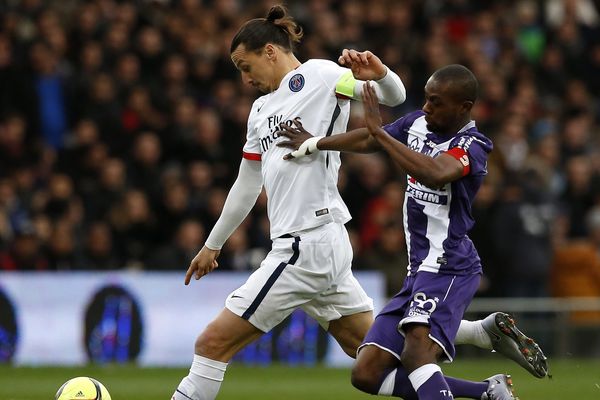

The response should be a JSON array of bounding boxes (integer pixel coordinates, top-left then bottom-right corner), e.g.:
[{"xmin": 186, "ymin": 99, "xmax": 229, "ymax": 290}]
[{"xmin": 171, "ymin": 5, "xmax": 407, "ymax": 400}]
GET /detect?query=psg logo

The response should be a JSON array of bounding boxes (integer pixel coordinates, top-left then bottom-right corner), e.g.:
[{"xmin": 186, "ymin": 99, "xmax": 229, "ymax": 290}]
[{"xmin": 289, "ymin": 74, "xmax": 305, "ymax": 92}]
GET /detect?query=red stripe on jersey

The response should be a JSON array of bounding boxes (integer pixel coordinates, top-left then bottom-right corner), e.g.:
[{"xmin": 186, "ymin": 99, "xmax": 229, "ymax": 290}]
[
  {"xmin": 242, "ymin": 151, "xmax": 261, "ymax": 161},
  {"xmin": 445, "ymin": 147, "xmax": 470, "ymax": 176}
]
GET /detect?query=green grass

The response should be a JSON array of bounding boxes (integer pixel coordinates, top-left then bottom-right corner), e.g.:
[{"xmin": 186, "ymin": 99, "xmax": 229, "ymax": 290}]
[{"xmin": 1, "ymin": 359, "xmax": 599, "ymax": 399}]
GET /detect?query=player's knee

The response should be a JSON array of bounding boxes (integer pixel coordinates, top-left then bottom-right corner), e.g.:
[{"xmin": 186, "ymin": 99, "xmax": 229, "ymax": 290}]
[
  {"xmin": 400, "ymin": 326, "xmax": 433, "ymax": 371},
  {"xmin": 194, "ymin": 325, "xmax": 230, "ymax": 359},
  {"xmin": 350, "ymin": 363, "xmax": 381, "ymax": 394},
  {"xmin": 340, "ymin": 338, "xmax": 361, "ymax": 359}
]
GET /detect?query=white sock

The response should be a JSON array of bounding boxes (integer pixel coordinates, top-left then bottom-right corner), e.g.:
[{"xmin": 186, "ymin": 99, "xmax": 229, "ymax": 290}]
[
  {"xmin": 407, "ymin": 364, "xmax": 441, "ymax": 391},
  {"xmin": 171, "ymin": 355, "xmax": 228, "ymax": 400},
  {"xmin": 378, "ymin": 369, "xmax": 397, "ymax": 396},
  {"xmin": 455, "ymin": 320, "xmax": 492, "ymax": 349}
]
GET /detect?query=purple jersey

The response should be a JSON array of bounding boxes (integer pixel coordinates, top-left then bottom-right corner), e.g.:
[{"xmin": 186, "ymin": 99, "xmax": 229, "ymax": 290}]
[{"xmin": 383, "ymin": 111, "xmax": 493, "ymax": 275}]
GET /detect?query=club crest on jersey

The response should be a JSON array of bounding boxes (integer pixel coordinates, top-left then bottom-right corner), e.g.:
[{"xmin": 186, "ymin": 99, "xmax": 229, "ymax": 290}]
[{"xmin": 289, "ymin": 74, "xmax": 305, "ymax": 92}]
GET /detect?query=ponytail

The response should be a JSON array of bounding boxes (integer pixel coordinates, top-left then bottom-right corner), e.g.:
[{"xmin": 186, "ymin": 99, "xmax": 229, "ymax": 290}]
[{"xmin": 230, "ymin": 4, "xmax": 303, "ymax": 54}]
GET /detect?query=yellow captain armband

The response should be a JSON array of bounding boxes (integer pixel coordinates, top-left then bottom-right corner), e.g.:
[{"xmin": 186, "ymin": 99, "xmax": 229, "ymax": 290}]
[{"xmin": 335, "ymin": 71, "xmax": 356, "ymax": 98}]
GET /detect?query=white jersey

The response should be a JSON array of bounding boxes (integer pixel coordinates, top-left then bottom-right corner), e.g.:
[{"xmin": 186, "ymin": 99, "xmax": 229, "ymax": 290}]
[{"xmin": 243, "ymin": 59, "xmax": 352, "ymax": 239}]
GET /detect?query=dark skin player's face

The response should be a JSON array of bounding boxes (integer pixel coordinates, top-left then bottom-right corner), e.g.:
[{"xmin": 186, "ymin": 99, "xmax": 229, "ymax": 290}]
[{"xmin": 421, "ymin": 78, "xmax": 472, "ymax": 135}]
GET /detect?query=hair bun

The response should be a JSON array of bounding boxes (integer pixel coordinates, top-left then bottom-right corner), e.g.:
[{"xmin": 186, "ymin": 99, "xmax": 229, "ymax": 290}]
[{"xmin": 266, "ymin": 5, "xmax": 286, "ymax": 23}]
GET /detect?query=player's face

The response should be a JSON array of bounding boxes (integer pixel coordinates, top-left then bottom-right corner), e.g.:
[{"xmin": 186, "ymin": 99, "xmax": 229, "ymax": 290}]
[
  {"xmin": 231, "ymin": 44, "xmax": 277, "ymax": 93},
  {"xmin": 422, "ymin": 78, "xmax": 467, "ymax": 135}
]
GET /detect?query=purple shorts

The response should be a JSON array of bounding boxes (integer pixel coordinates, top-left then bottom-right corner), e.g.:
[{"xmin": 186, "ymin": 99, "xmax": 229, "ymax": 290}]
[{"xmin": 360, "ymin": 271, "xmax": 480, "ymax": 362}]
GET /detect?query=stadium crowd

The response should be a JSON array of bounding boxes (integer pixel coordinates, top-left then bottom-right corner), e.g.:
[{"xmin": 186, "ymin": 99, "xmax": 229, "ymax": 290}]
[{"xmin": 0, "ymin": 0, "xmax": 599, "ymax": 299}]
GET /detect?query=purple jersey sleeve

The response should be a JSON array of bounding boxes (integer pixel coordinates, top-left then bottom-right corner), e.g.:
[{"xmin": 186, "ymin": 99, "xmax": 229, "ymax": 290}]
[
  {"xmin": 449, "ymin": 131, "xmax": 493, "ymax": 176},
  {"xmin": 383, "ymin": 110, "xmax": 425, "ymax": 145}
]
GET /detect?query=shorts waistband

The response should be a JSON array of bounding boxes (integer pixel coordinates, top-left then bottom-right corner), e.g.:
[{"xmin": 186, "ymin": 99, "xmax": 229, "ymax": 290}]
[{"xmin": 277, "ymin": 222, "xmax": 334, "ymax": 239}]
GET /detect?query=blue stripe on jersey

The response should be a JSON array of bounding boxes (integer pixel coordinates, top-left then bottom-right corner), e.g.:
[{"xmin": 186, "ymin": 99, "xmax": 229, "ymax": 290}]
[
  {"xmin": 242, "ymin": 237, "xmax": 301, "ymax": 320},
  {"xmin": 325, "ymin": 104, "xmax": 341, "ymax": 168}
]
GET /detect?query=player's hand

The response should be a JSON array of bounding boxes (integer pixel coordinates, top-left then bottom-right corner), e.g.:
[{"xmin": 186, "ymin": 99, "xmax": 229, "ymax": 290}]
[
  {"xmin": 277, "ymin": 119, "xmax": 319, "ymax": 160},
  {"xmin": 338, "ymin": 49, "xmax": 387, "ymax": 81},
  {"xmin": 362, "ymin": 82, "xmax": 383, "ymax": 136},
  {"xmin": 185, "ymin": 246, "xmax": 220, "ymax": 285}
]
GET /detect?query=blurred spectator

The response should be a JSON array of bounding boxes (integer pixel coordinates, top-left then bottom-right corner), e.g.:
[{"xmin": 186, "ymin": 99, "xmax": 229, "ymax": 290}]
[
  {"xmin": 46, "ymin": 219, "xmax": 78, "ymax": 270},
  {"xmin": 156, "ymin": 179, "xmax": 192, "ymax": 242},
  {"xmin": 30, "ymin": 40, "xmax": 69, "ymax": 150},
  {"xmin": 146, "ymin": 218, "xmax": 204, "ymax": 270},
  {"xmin": 219, "ymin": 227, "xmax": 256, "ymax": 271},
  {"xmin": 551, "ymin": 206, "xmax": 600, "ymax": 322},
  {"xmin": 79, "ymin": 221, "xmax": 120, "ymax": 270},
  {"xmin": 0, "ymin": 221, "xmax": 48, "ymax": 270},
  {"xmin": 561, "ymin": 155, "xmax": 598, "ymax": 238},
  {"xmin": 85, "ymin": 158, "xmax": 127, "ymax": 222},
  {"xmin": 360, "ymin": 220, "xmax": 408, "ymax": 296},
  {"xmin": 109, "ymin": 189, "xmax": 158, "ymax": 268},
  {"xmin": 492, "ymin": 170, "xmax": 556, "ymax": 297},
  {"xmin": 128, "ymin": 131, "xmax": 163, "ymax": 197},
  {"xmin": 0, "ymin": 113, "xmax": 41, "ymax": 175}
]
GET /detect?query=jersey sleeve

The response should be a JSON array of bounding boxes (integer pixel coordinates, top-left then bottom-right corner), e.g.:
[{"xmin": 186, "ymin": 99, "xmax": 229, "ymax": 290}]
[
  {"xmin": 445, "ymin": 134, "xmax": 492, "ymax": 177},
  {"xmin": 242, "ymin": 99, "xmax": 263, "ymax": 161}
]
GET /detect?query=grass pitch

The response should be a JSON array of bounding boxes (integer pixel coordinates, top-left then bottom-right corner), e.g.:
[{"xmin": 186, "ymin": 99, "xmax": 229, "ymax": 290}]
[{"xmin": 1, "ymin": 358, "xmax": 598, "ymax": 399}]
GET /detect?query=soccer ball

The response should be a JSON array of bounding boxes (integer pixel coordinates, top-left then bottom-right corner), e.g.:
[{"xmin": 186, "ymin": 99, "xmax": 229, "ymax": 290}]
[{"xmin": 55, "ymin": 376, "xmax": 112, "ymax": 400}]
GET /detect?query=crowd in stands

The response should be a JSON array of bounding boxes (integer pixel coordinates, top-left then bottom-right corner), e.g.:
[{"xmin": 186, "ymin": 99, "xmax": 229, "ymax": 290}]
[{"xmin": 0, "ymin": 0, "xmax": 599, "ymax": 299}]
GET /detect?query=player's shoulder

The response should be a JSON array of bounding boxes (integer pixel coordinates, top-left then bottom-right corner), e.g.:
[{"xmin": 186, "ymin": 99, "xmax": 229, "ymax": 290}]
[
  {"xmin": 302, "ymin": 59, "xmax": 346, "ymax": 77},
  {"xmin": 385, "ymin": 110, "xmax": 425, "ymax": 132},
  {"xmin": 250, "ymin": 94, "xmax": 270, "ymax": 114},
  {"xmin": 451, "ymin": 125, "xmax": 493, "ymax": 153},
  {"xmin": 303, "ymin": 58, "xmax": 340, "ymax": 69},
  {"xmin": 403, "ymin": 110, "xmax": 426, "ymax": 123}
]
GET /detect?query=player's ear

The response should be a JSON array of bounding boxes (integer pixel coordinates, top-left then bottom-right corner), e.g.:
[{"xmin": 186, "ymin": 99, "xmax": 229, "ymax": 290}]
[
  {"xmin": 264, "ymin": 44, "xmax": 277, "ymax": 61},
  {"xmin": 461, "ymin": 100, "xmax": 474, "ymax": 113}
]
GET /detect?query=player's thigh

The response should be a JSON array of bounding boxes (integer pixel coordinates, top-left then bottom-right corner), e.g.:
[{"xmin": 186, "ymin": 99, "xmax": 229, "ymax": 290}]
[
  {"xmin": 328, "ymin": 309, "xmax": 374, "ymax": 351},
  {"xmin": 225, "ymin": 235, "xmax": 335, "ymax": 332},
  {"xmin": 398, "ymin": 271, "xmax": 481, "ymax": 362},
  {"xmin": 302, "ymin": 268, "xmax": 374, "ymax": 331},
  {"xmin": 354, "ymin": 343, "xmax": 400, "ymax": 378},
  {"xmin": 197, "ymin": 308, "xmax": 264, "ymax": 361}
]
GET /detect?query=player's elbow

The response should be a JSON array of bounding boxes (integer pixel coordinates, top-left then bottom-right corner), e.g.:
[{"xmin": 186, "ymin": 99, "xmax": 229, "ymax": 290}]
[
  {"xmin": 381, "ymin": 89, "xmax": 406, "ymax": 107},
  {"xmin": 417, "ymin": 170, "xmax": 447, "ymax": 189}
]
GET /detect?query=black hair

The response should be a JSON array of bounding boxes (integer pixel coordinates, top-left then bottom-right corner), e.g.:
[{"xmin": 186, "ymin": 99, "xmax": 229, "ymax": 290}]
[
  {"xmin": 431, "ymin": 64, "xmax": 479, "ymax": 102},
  {"xmin": 229, "ymin": 4, "xmax": 303, "ymax": 54}
]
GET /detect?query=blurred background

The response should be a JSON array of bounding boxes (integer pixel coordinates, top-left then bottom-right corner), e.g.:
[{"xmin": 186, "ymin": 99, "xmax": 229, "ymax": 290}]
[{"xmin": 0, "ymin": 0, "xmax": 600, "ymax": 386}]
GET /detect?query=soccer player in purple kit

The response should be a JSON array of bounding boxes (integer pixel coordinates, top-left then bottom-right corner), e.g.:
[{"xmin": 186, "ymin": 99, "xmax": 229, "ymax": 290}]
[{"xmin": 278, "ymin": 65, "xmax": 545, "ymax": 399}]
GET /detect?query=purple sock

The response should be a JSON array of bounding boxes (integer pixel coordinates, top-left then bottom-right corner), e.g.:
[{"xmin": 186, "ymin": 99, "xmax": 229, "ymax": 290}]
[
  {"xmin": 391, "ymin": 365, "xmax": 488, "ymax": 399},
  {"xmin": 409, "ymin": 364, "xmax": 453, "ymax": 400},
  {"xmin": 391, "ymin": 367, "xmax": 418, "ymax": 400},
  {"xmin": 417, "ymin": 371, "xmax": 453, "ymax": 399},
  {"xmin": 445, "ymin": 376, "xmax": 488, "ymax": 398}
]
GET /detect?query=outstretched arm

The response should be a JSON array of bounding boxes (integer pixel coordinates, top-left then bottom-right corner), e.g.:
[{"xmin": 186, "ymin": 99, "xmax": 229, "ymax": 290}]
[
  {"xmin": 337, "ymin": 49, "xmax": 406, "ymax": 106},
  {"xmin": 185, "ymin": 159, "xmax": 262, "ymax": 284},
  {"xmin": 362, "ymin": 82, "xmax": 465, "ymax": 188},
  {"xmin": 276, "ymin": 118, "xmax": 381, "ymax": 158}
]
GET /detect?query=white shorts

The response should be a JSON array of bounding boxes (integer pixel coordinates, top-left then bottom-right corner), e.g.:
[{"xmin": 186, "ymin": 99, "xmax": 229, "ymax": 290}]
[{"xmin": 225, "ymin": 223, "xmax": 374, "ymax": 332}]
